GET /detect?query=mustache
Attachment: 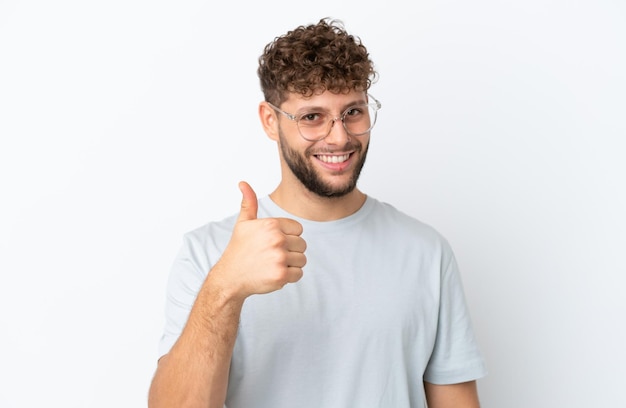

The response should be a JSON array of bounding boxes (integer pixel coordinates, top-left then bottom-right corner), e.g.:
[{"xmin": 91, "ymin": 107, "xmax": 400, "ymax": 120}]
[{"xmin": 306, "ymin": 140, "xmax": 362, "ymax": 155}]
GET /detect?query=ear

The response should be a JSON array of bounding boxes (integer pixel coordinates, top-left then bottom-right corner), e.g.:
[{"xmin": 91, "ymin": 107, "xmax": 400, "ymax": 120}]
[{"xmin": 259, "ymin": 102, "xmax": 279, "ymax": 141}]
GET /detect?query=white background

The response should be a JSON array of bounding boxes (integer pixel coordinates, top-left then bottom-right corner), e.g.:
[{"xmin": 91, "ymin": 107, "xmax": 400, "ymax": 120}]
[{"xmin": 1, "ymin": 1, "xmax": 625, "ymax": 407}]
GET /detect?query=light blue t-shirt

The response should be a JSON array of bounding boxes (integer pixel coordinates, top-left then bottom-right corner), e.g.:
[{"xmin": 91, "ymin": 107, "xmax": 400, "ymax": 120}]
[{"xmin": 159, "ymin": 196, "xmax": 487, "ymax": 407}]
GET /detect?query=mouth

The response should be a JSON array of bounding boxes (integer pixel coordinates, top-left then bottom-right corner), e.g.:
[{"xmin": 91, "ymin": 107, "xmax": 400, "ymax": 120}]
[{"xmin": 315, "ymin": 153, "xmax": 351, "ymax": 164}]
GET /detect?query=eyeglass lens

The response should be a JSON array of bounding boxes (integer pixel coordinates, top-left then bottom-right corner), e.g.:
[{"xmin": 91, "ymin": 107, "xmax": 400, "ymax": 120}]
[{"xmin": 297, "ymin": 104, "xmax": 378, "ymax": 141}]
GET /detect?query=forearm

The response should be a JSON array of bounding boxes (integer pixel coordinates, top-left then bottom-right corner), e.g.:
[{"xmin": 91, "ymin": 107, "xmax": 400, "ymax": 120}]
[
  {"xmin": 149, "ymin": 182, "xmax": 306, "ymax": 406},
  {"xmin": 148, "ymin": 273, "xmax": 244, "ymax": 408}
]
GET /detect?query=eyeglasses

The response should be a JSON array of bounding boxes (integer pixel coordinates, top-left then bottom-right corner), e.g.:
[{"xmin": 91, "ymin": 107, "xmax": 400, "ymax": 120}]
[{"xmin": 267, "ymin": 94, "xmax": 381, "ymax": 142}]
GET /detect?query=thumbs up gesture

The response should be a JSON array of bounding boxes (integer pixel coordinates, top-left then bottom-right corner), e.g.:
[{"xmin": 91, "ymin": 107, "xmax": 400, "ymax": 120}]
[{"xmin": 211, "ymin": 181, "xmax": 307, "ymax": 299}]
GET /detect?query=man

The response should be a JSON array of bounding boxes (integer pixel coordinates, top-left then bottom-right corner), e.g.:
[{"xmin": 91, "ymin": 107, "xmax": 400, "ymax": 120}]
[{"xmin": 149, "ymin": 18, "xmax": 486, "ymax": 408}]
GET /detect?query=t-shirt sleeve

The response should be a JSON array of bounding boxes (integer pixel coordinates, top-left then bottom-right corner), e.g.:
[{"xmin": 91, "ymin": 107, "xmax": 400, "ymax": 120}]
[
  {"xmin": 423, "ymin": 250, "xmax": 487, "ymax": 384},
  {"xmin": 157, "ymin": 232, "xmax": 210, "ymax": 358}
]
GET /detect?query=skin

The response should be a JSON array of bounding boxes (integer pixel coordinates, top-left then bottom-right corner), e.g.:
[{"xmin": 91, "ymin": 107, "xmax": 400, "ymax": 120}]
[
  {"xmin": 147, "ymin": 90, "xmax": 480, "ymax": 407},
  {"xmin": 260, "ymin": 91, "xmax": 370, "ymax": 221}
]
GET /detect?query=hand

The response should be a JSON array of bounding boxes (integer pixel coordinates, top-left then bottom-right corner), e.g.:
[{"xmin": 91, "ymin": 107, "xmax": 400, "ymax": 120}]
[{"xmin": 212, "ymin": 181, "xmax": 307, "ymax": 299}]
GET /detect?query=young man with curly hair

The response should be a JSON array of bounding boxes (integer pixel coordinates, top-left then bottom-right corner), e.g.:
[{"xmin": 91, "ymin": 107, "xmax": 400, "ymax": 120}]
[{"xmin": 149, "ymin": 18, "xmax": 486, "ymax": 408}]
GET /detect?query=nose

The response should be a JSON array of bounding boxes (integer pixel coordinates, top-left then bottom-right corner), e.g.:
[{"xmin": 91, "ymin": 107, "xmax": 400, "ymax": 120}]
[{"xmin": 323, "ymin": 117, "xmax": 350, "ymax": 144}]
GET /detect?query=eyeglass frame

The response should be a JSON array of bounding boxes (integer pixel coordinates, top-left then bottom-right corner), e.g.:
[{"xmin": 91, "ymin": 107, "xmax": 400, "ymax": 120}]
[{"xmin": 266, "ymin": 94, "xmax": 382, "ymax": 142}]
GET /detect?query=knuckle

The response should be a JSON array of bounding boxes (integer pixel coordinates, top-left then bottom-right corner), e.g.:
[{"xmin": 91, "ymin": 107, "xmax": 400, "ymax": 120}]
[{"xmin": 268, "ymin": 233, "xmax": 287, "ymax": 248}]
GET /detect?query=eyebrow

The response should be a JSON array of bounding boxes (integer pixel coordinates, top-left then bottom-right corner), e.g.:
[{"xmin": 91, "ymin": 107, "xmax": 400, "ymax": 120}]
[{"xmin": 294, "ymin": 98, "xmax": 368, "ymax": 114}]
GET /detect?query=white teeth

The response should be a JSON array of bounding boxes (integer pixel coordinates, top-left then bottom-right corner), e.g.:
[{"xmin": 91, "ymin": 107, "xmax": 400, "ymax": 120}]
[{"xmin": 318, "ymin": 154, "xmax": 350, "ymax": 163}]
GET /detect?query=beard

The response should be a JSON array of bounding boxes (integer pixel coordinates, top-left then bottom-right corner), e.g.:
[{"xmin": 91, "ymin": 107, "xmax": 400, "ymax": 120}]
[{"xmin": 278, "ymin": 128, "xmax": 369, "ymax": 198}]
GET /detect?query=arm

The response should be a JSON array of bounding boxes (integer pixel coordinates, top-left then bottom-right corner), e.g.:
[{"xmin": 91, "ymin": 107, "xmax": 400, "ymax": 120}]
[
  {"xmin": 148, "ymin": 273, "xmax": 243, "ymax": 408},
  {"xmin": 424, "ymin": 380, "xmax": 481, "ymax": 408},
  {"xmin": 148, "ymin": 182, "xmax": 306, "ymax": 408},
  {"xmin": 423, "ymin": 248, "xmax": 487, "ymax": 408}
]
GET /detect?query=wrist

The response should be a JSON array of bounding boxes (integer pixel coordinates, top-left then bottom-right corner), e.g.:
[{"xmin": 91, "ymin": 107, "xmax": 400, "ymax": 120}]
[{"xmin": 204, "ymin": 263, "xmax": 248, "ymax": 306}]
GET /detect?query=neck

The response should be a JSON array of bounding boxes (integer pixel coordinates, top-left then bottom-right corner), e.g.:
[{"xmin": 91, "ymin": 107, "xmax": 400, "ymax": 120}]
[{"xmin": 269, "ymin": 182, "xmax": 367, "ymax": 221}]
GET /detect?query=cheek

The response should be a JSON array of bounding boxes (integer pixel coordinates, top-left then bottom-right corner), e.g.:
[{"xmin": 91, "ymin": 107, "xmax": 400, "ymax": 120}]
[{"xmin": 283, "ymin": 136, "xmax": 316, "ymax": 158}]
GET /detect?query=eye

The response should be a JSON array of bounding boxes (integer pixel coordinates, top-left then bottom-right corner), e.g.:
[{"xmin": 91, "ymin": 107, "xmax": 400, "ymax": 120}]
[
  {"xmin": 298, "ymin": 112, "xmax": 327, "ymax": 126},
  {"xmin": 344, "ymin": 106, "xmax": 364, "ymax": 119}
]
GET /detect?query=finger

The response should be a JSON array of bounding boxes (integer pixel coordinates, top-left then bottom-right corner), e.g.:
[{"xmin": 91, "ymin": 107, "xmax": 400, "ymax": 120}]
[
  {"xmin": 286, "ymin": 252, "xmax": 307, "ymax": 269},
  {"xmin": 284, "ymin": 235, "xmax": 307, "ymax": 253},
  {"xmin": 285, "ymin": 266, "xmax": 304, "ymax": 283},
  {"xmin": 276, "ymin": 217, "xmax": 304, "ymax": 236},
  {"xmin": 237, "ymin": 181, "xmax": 258, "ymax": 222}
]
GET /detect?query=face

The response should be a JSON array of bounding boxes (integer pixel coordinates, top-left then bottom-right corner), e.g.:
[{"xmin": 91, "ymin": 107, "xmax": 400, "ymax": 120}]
[{"xmin": 276, "ymin": 91, "xmax": 371, "ymax": 198}]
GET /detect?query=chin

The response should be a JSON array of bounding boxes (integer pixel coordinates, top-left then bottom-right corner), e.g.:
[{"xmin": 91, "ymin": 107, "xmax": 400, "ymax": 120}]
[{"xmin": 307, "ymin": 176, "xmax": 359, "ymax": 198}]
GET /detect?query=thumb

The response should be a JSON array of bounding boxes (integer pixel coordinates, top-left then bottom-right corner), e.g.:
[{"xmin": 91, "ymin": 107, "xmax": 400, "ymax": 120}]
[{"xmin": 237, "ymin": 181, "xmax": 258, "ymax": 222}]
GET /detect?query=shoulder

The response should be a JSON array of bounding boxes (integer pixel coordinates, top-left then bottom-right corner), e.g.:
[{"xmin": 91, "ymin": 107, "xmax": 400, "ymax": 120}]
[
  {"xmin": 363, "ymin": 197, "xmax": 457, "ymax": 267},
  {"xmin": 180, "ymin": 195, "xmax": 277, "ymax": 253},
  {"xmin": 173, "ymin": 210, "xmax": 238, "ymax": 273},
  {"xmin": 182, "ymin": 212, "xmax": 237, "ymax": 251},
  {"xmin": 367, "ymin": 197, "xmax": 448, "ymax": 243}
]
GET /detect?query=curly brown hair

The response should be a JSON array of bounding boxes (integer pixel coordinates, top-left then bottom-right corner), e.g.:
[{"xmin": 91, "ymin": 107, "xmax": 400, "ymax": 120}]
[{"xmin": 258, "ymin": 18, "xmax": 377, "ymax": 105}]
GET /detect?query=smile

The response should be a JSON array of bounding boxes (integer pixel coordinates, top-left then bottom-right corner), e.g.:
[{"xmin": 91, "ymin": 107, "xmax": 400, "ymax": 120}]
[{"xmin": 316, "ymin": 154, "xmax": 351, "ymax": 164}]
